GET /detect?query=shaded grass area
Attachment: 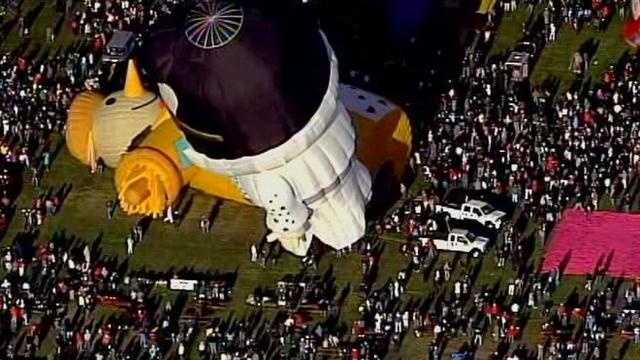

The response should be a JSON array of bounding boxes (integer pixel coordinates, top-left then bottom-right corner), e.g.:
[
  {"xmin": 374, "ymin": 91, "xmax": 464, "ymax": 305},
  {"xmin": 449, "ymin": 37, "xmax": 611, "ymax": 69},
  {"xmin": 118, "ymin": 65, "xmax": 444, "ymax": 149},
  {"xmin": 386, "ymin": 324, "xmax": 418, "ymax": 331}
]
[
  {"xmin": 0, "ymin": 0, "xmax": 79, "ymax": 58},
  {"xmin": 489, "ymin": 7, "xmax": 534, "ymax": 58},
  {"xmin": 489, "ymin": 8, "xmax": 629, "ymax": 91},
  {"xmin": 531, "ymin": 15, "xmax": 628, "ymax": 90}
]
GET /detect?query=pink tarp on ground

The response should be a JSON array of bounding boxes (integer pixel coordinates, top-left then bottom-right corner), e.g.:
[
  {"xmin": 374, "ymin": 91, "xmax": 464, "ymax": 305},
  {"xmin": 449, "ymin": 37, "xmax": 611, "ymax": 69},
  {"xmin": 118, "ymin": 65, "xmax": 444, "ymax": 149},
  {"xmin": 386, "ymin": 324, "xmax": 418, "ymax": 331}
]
[{"xmin": 541, "ymin": 209, "xmax": 640, "ymax": 278}]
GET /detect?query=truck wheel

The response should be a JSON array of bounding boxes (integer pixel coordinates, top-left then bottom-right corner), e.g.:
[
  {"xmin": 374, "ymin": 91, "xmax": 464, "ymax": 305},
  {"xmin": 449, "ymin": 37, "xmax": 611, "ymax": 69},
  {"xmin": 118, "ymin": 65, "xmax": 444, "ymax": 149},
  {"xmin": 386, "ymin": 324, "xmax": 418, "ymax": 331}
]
[{"xmin": 471, "ymin": 249, "xmax": 482, "ymax": 258}]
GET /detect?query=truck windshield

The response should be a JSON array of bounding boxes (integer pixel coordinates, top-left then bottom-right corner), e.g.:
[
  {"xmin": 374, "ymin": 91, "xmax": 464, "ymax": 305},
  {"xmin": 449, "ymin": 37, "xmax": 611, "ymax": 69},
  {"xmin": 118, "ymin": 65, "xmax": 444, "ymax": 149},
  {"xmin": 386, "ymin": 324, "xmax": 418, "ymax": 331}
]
[
  {"xmin": 109, "ymin": 46, "xmax": 126, "ymax": 56},
  {"xmin": 480, "ymin": 204, "xmax": 494, "ymax": 215}
]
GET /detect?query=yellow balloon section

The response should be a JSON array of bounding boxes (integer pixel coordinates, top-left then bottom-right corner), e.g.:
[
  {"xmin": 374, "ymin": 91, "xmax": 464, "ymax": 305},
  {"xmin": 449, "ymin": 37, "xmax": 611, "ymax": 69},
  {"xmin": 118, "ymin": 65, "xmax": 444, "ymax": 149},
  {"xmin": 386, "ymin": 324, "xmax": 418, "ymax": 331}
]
[
  {"xmin": 66, "ymin": 91, "xmax": 104, "ymax": 165},
  {"xmin": 65, "ymin": 61, "xmax": 412, "ymax": 217}
]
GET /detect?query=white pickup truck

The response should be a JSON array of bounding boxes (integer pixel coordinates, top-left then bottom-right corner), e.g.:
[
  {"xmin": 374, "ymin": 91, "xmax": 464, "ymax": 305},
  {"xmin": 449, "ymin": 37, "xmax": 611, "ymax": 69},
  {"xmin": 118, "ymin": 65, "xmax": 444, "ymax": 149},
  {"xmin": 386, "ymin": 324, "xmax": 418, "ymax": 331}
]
[
  {"xmin": 435, "ymin": 199, "xmax": 506, "ymax": 229},
  {"xmin": 419, "ymin": 229, "xmax": 490, "ymax": 258}
]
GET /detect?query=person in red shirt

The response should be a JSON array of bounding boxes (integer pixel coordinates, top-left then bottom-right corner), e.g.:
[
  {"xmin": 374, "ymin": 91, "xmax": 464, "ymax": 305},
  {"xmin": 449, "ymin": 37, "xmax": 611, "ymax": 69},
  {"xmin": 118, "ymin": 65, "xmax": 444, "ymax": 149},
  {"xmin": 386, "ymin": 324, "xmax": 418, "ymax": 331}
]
[
  {"xmin": 507, "ymin": 324, "xmax": 521, "ymax": 342},
  {"xmin": 603, "ymin": 66, "xmax": 616, "ymax": 85},
  {"xmin": 351, "ymin": 346, "xmax": 361, "ymax": 360},
  {"xmin": 101, "ymin": 324, "xmax": 113, "ymax": 345}
]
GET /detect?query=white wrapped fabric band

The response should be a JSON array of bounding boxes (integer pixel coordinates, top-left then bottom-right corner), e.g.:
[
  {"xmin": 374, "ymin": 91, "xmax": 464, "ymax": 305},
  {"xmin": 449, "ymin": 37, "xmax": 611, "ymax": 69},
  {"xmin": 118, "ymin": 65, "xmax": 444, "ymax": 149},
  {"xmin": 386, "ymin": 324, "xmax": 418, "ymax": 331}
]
[{"xmin": 182, "ymin": 31, "xmax": 372, "ymax": 255}]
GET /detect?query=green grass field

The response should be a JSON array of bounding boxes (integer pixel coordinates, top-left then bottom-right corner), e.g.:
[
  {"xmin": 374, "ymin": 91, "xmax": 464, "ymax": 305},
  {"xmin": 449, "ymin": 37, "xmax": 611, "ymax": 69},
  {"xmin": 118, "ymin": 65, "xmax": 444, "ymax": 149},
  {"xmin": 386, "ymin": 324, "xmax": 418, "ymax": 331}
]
[
  {"xmin": 489, "ymin": 6, "xmax": 629, "ymax": 91},
  {"xmin": 2, "ymin": 1, "xmax": 640, "ymax": 359}
]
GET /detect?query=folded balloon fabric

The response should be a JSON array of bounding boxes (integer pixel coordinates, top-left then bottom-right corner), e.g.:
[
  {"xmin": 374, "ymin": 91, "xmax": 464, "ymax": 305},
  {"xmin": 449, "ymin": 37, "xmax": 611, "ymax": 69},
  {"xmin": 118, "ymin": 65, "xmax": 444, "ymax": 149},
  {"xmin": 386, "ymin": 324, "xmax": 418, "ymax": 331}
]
[{"xmin": 541, "ymin": 209, "xmax": 640, "ymax": 278}]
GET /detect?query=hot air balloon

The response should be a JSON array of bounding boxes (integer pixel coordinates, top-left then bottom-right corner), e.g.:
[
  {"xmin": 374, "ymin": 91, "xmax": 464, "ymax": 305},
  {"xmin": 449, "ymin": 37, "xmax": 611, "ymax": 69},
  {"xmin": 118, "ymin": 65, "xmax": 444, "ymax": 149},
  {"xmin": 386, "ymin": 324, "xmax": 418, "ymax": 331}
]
[{"xmin": 65, "ymin": 0, "xmax": 412, "ymax": 256}]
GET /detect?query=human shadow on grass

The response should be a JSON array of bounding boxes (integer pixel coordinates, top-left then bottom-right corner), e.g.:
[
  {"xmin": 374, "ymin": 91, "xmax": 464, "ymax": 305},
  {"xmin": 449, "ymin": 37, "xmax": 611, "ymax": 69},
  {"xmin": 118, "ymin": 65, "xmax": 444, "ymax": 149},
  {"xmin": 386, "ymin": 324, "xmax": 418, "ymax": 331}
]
[
  {"xmin": 0, "ymin": 201, "xmax": 18, "ymax": 244},
  {"xmin": 598, "ymin": 12, "xmax": 615, "ymax": 33},
  {"xmin": 626, "ymin": 174, "xmax": 640, "ymax": 212},
  {"xmin": 603, "ymin": 249, "xmax": 615, "ymax": 274},
  {"xmin": 360, "ymin": 241, "xmax": 384, "ymax": 295},
  {"xmin": 135, "ymin": 216, "xmax": 152, "ymax": 236},
  {"xmin": 52, "ymin": 14, "xmax": 64, "ymax": 38},
  {"xmin": 564, "ymin": 287, "xmax": 580, "ymax": 309},
  {"xmin": 579, "ymin": 38, "xmax": 600, "ymax": 69},
  {"xmin": 617, "ymin": 339, "xmax": 631, "ymax": 360},
  {"xmin": 54, "ymin": 182, "xmax": 73, "ymax": 209},
  {"xmin": 610, "ymin": 276, "xmax": 625, "ymax": 306},
  {"xmin": 568, "ymin": 38, "xmax": 600, "ymax": 92},
  {"xmin": 47, "ymin": 136, "xmax": 65, "ymax": 165},
  {"xmin": 174, "ymin": 194, "xmax": 194, "ymax": 228},
  {"xmin": 208, "ymin": 199, "xmax": 222, "ymax": 227},
  {"xmin": 21, "ymin": 2, "xmax": 44, "ymax": 31},
  {"xmin": 465, "ymin": 256, "xmax": 484, "ymax": 291},
  {"xmin": 12, "ymin": 230, "xmax": 37, "ymax": 260},
  {"xmin": 0, "ymin": 16, "xmax": 18, "ymax": 40},
  {"xmin": 490, "ymin": 279, "xmax": 505, "ymax": 305},
  {"xmin": 539, "ymin": 75, "xmax": 562, "ymax": 101},
  {"xmin": 555, "ymin": 249, "xmax": 573, "ymax": 279},
  {"xmin": 330, "ymin": 282, "xmax": 350, "ymax": 324},
  {"xmin": 366, "ymin": 160, "xmax": 403, "ymax": 219},
  {"xmin": 421, "ymin": 252, "xmax": 439, "ymax": 284},
  {"xmin": 416, "ymin": 292, "xmax": 434, "ymax": 320},
  {"xmin": 515, "ymin": 235, "xmax": 536, "ymax": 275},
  {"xmin": 321, "ymin": 265, "xmax": 336, "ymax": 296},
  {"xmin": 10, "ymin": 37, "xmax": 30, "ymax": 58}
]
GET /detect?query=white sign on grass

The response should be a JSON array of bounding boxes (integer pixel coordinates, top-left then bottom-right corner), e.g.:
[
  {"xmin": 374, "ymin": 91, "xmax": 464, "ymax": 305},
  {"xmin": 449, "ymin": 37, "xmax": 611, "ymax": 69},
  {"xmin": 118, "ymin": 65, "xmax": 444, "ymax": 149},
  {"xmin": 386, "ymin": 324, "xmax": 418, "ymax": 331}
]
[{"xmin": 169, "ymin": 279, "xmax": 198, "ymax": 291}]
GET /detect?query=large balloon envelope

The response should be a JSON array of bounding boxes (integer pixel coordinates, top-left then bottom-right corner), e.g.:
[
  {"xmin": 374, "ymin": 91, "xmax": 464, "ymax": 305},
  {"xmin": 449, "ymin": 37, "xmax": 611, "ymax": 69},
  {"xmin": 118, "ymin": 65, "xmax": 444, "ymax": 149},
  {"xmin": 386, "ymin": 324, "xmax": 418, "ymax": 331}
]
[
  {"xmin": 139, "ymin": 0, "xmax": 329, "ymax": 159},
  {"xmin": 65, "ymin": 0, "xmax": 413, "ymax": 256}
]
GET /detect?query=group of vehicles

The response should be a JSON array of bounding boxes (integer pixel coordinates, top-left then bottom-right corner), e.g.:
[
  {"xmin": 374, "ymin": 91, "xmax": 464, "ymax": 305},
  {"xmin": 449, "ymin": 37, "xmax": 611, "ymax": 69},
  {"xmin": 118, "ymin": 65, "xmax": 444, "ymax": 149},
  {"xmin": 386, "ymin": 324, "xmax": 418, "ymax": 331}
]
[
  {"xmin": 418, "ymin": 191, "xmax": 510, "ymax": 258},
  {"xmin": 246, "ymin": 274, "xmax": 335, "ymax": 314}
]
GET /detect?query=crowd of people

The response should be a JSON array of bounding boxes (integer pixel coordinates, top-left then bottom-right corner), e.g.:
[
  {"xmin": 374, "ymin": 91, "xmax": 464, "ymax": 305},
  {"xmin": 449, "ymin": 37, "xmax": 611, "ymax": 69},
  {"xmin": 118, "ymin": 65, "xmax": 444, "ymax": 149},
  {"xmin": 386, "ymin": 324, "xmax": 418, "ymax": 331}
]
[
  {"xmin": 0, "ymin": 231, "xmax": 198, "ymax": 359},
  {"xmin": 0, "ymin": 1, "xmax": 224, "ymax": 359},
  {"xmin": 370, "ymin": 0, "xmax": 640, "ymax": 358}
]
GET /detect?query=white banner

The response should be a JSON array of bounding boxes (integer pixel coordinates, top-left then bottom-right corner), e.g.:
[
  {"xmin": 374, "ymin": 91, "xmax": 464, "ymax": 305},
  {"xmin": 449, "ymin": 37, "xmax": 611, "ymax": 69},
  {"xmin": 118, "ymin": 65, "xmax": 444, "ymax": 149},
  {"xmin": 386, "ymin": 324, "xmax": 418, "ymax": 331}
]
[{"xmin": 169, "ymin": 279, "xmax": 198, "ymax": 291}]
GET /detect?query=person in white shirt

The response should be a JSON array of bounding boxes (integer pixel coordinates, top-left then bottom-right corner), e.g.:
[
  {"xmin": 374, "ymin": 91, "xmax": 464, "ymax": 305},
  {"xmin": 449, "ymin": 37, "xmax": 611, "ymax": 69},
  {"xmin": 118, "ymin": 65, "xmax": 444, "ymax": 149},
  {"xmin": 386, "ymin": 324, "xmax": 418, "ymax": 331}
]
[
  {"xmin": 164, "ymin": 205, "xmax": 175, "ymax": 223},
  {"xmin": 250, "ymin": 244, "xmax": 258, "ymax": 263},
  {"xmin": 433, "ymin": 323, "xmax": 442, "ymax": 339},
  {"xmin": 126, "ymin": 235, "xmax": 134, "ymax": 256}
]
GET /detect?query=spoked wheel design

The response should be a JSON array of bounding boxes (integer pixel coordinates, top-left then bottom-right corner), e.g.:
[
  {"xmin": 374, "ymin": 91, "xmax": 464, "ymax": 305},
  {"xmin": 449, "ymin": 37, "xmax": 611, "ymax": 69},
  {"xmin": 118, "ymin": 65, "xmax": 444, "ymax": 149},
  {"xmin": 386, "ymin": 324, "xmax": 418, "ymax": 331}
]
[{"xmin": 184, "ymin": 1, "xmax": 244, "ymax": 50}]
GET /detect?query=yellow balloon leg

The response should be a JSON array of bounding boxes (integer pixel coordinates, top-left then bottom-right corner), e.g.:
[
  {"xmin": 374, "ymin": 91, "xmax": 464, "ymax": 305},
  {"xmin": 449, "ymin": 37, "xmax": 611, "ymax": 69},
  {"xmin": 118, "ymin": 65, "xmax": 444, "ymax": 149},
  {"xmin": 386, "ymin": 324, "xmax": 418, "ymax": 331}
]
[
  {"xmin": 115, "ymin": 147, "xmax": 184, "ymax": 217},
  {"xmin": 66, "ymin": 91, "xmax": 105, "ymax": 165}
]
